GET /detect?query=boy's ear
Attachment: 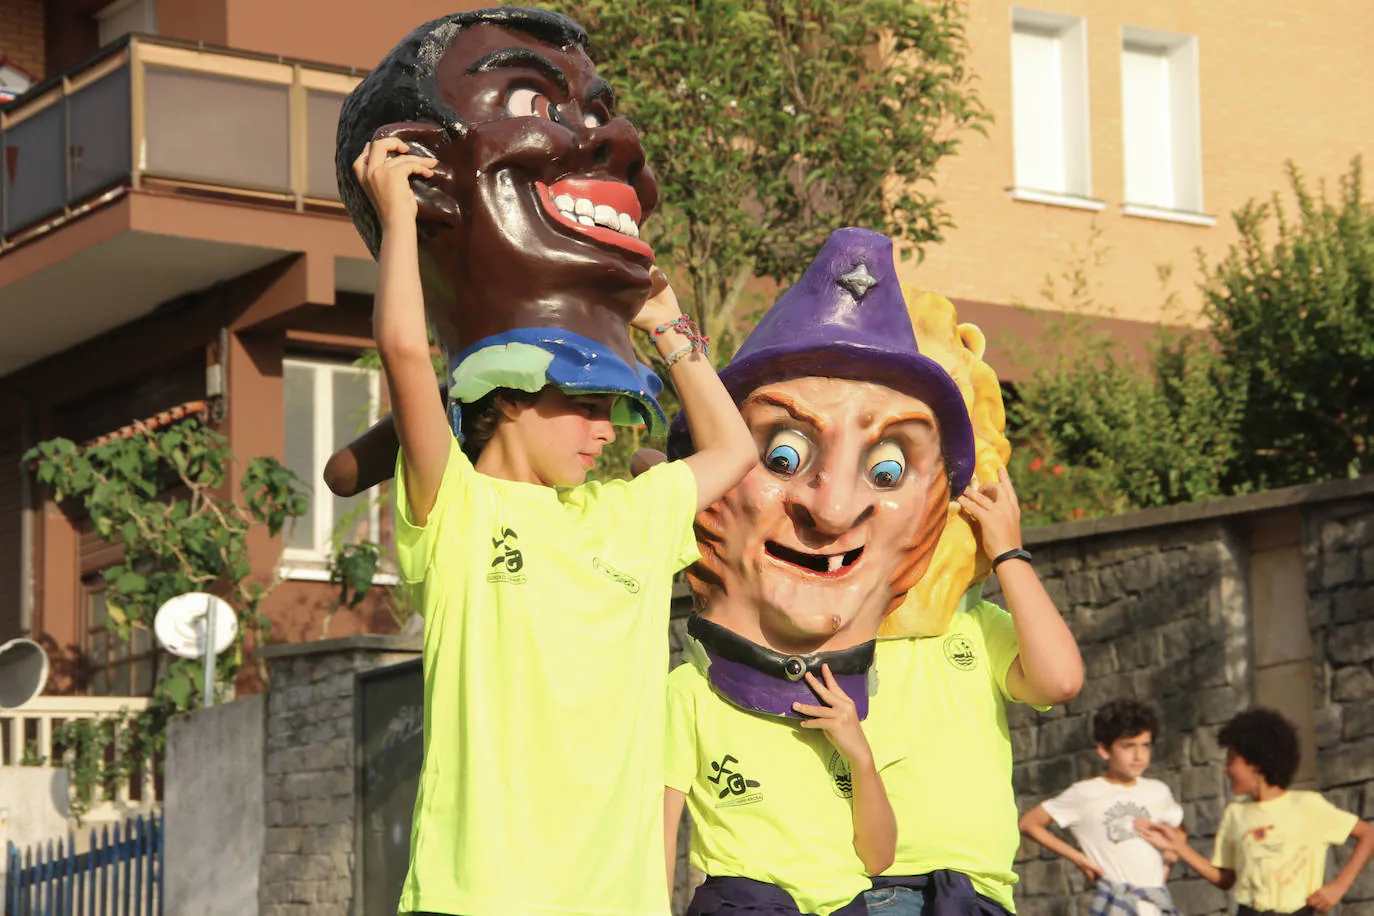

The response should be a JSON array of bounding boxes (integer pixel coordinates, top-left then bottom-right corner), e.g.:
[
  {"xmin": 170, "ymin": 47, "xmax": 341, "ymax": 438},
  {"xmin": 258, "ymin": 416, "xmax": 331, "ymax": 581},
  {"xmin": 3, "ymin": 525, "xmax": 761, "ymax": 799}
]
[
  {"xmin": 1096, "ymin": 743, "xmax": 1111, "ymax": 761},
  {"xmin": 370, "ymin": 122, "xmax": 462, "ymax": 225}
]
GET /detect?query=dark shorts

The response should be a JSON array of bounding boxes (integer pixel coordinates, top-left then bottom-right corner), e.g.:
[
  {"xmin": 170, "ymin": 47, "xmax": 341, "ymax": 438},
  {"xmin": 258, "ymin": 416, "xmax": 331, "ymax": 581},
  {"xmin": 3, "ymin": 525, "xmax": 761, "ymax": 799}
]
[
  {"xmin": 689, "ymin": 876, "xmax": 868, "ymax": 916},
  {"xmin": 1238, "ymin": 907, "xmax": 1315, "ymax": 916},
  {"xmin": 867, "ymin": 872, "xmax": 1012, "ymax": 916}
]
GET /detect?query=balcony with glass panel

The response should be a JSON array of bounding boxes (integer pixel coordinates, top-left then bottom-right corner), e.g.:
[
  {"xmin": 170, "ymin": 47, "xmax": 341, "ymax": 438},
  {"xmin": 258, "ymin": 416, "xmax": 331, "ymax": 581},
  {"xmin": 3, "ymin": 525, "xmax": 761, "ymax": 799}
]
[{"xmin": 0, "ymin": 34, "xmax": 375, "ymax": 377}]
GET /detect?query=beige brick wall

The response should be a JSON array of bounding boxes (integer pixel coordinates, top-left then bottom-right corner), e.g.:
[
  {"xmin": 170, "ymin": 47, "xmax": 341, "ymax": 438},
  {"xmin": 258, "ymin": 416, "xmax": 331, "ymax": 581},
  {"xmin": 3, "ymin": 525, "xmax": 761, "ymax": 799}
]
[
  {"xmin": 903, "ymin": 0, "xmax": 1374, "ymax": 326},
  {"xmin": 0, "ymin": 0, "xmax": 45, "ymax": 81}
]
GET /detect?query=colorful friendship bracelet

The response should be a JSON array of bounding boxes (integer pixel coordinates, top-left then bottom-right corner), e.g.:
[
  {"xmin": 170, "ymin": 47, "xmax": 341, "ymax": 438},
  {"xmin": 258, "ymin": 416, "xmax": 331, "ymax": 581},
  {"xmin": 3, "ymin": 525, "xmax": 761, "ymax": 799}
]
[{"xmin": 651, "ymin": 314, "xmax": 711, "ymax": 358}]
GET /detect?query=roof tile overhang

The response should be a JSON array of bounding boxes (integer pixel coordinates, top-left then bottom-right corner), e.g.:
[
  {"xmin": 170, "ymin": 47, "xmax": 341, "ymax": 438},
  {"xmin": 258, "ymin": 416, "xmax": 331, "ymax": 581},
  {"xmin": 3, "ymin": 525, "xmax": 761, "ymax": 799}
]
[{"xmin": 81, "ymin": 399, "xmax": 209, "ymax": 449}]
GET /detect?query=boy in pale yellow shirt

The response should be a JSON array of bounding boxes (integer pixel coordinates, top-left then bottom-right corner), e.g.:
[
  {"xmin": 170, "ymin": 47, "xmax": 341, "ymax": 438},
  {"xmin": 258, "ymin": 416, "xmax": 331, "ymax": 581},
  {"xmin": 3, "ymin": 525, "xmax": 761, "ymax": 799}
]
[{"xmin": 1138, "ymin": 708, "xmax": 1374, "ymax": 916}]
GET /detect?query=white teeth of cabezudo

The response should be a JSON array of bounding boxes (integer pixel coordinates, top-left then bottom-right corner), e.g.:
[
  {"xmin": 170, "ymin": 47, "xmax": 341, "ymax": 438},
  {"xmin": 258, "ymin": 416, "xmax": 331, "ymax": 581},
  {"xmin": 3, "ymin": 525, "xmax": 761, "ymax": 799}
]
[
  {"xmin": 553, "ymin": 194, "xmax": 641, "ymax": 238},
  {"xmin": 827, "ymin": 554, "xmax": 843, "ymax": 572},
  {"xmin": 593, "ymin": 204, "xmax": 620, "ymax": 229}
]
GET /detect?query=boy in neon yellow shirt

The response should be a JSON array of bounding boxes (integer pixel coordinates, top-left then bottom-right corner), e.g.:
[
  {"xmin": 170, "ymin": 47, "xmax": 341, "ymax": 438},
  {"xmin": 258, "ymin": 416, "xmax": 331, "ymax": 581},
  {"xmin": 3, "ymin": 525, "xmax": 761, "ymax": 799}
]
[
  {"xmin": 1138, "ymin": 708, "xmax": 1374, "ymax": 916},
  {"xmin": 345, "ymin": 12, "xmax": 755, "ymax": 912}
]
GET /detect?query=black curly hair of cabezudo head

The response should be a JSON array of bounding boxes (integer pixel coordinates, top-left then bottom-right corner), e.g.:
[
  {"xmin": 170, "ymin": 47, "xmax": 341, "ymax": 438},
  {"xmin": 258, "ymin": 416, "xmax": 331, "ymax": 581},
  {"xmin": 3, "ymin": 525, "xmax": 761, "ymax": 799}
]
[
  {"xmin": 334, "ymin": 7, "xmax": 590, "ymax": 257},
  {"xmin": 1218, "ymin": 707, "xmax": 1300, "ymax": 789},
  {"xmin": 1092, "ymin": 698, "xmax": 1161, "ymax": 748}
]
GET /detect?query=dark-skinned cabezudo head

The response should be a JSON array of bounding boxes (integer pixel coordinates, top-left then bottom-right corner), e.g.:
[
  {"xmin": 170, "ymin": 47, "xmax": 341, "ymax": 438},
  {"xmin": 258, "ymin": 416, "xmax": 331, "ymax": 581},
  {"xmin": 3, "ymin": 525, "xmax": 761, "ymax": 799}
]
[{"xmin": 335, "ymin": 7, "xmax": 666, "ymax": 434}]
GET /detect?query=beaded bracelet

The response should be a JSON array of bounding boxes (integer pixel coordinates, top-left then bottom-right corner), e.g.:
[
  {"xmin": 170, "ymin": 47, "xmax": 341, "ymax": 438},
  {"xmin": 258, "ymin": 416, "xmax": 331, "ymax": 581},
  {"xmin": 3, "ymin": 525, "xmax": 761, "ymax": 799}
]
[{"xmin": 664, "ymin": 343, "xmax": 694, "ymax": 369}]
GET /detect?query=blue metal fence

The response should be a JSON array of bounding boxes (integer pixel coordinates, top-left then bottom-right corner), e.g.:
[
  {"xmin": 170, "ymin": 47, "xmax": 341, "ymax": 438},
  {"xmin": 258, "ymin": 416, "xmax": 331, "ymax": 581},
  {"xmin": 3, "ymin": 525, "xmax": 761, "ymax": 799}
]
[{"xmin": 4, "ymin": 814, "xmax": 162, "ymax": 916}]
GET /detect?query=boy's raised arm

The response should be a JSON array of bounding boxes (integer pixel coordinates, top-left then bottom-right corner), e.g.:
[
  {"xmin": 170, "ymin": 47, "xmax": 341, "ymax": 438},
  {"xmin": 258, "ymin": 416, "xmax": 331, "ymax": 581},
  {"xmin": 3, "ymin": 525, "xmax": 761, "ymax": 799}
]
[
  {"xmin": 634, "ymin": 271, "xmax": 755, "ymax": 512},
  {"xmin": 958, "ymin": 468, "xmax": 1083, "ymax": 706},
  {"xmin": 354, "ymin": 138, "xmax": 451, "ymax": 525}
]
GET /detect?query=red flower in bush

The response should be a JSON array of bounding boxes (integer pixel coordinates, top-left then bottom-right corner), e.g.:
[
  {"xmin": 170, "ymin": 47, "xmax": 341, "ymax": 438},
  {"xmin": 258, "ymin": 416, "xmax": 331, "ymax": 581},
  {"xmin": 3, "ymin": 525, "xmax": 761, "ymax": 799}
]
[
  {"xmin": 1052, "ymin": 465, "xmax": 1064, "ymax": 476},
  {"xmin": 1029, "ymin": 456, "xmax": 1044, "ymax": 472}
]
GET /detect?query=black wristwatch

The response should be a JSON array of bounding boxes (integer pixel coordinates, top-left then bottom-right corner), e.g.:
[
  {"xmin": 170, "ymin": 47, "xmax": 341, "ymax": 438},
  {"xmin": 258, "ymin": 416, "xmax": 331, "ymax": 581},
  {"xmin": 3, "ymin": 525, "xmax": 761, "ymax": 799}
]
[{"xmin": 992, "ymin": 548, "xmax": 1033, "ymax": 570}]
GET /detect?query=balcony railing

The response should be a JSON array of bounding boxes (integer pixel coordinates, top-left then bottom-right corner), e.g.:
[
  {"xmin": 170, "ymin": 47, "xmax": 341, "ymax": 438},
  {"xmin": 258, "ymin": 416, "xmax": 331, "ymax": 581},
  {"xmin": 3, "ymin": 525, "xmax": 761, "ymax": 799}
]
[
  {"xmin": 0, "ymin": 34, "xmax": 361, "ymax": 250},
  {"xmin": 1, "ymin": 695, "xmax": 160, "ymax": 821}
]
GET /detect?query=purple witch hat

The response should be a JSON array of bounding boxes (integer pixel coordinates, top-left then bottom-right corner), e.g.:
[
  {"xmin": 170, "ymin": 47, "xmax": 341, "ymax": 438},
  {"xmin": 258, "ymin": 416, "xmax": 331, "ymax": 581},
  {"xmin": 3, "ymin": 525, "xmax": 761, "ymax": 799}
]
[{"xmin": 671, "ymin": 227, "xmax": 976, "ymax": 492}]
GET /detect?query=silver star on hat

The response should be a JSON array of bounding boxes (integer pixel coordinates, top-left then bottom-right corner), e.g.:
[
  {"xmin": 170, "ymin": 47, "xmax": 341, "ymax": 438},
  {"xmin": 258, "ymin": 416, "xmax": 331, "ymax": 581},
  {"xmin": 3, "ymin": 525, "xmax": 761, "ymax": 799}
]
[{"xmin": 837, "ymin": 263, "xmax": 878, "ymax": 301}]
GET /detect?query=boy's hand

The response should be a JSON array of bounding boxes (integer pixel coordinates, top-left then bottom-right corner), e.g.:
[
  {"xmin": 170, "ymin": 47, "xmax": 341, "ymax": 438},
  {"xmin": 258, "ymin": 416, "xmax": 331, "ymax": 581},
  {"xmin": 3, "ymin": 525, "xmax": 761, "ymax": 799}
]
[
  {"xmin": 1308, "ymin": 881, "xmax": 1347, "ymax": 912},
  {"xmin": 1073, "ymin": 854, "xmax": 1105, "ymax": 882},
  {"xmin": 793, "ymin": 664, "xmax": 873, "ymax": 767},
  {"xmin": 631, "ymin": 267, "xmax": 685, "ymax": 335},
  {"xmin": 352, "ymin": 138, "xmax": 437, "ymax": 229},
  {"xmin": 957, "ymin": 467, "xmax": 1023, "ymax": 559},
  {"xmin": 1134, "ymin": 819, "xmax": 1184, "ymax": 854}
]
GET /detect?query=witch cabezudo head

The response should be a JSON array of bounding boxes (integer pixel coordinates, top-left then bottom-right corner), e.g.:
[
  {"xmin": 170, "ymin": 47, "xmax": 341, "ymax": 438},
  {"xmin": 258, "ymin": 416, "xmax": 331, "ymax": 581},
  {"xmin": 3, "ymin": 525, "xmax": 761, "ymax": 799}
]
[
  {"xmin": 335, "ymin": 7, "xmax": 665, "ymax": 434},
  {"xmin": 669, "ymin": 228, "xmax": 977, "ymax": 717}
]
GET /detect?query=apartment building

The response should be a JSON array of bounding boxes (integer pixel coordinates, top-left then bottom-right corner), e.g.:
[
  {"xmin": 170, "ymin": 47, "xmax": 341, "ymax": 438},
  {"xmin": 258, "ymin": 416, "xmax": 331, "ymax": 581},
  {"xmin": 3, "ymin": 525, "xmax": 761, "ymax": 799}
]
[
  {"xmin": 0, "ymin": 0, "xmax": 478, "ymax": 698},
  {"xmin": 912, "ymin": 0, "xmax": 1374, "ymax": 369},
  {"xmin": 2, "ymin": 0, "xmax": 1371, "ymax": 700}
]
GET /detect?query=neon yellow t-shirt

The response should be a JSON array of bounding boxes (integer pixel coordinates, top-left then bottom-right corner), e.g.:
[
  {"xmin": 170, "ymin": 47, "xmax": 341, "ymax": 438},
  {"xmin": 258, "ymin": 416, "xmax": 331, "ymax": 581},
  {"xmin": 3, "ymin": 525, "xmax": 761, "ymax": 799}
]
[
  {"xmin": 395, "ymin": 439, "xmax": 699, "ymax": 916},
  {"xmin": 665, "ymin": 660, "xmax": 907, "ymax": 916},
  {"xmin": 866, "ymin": 600, "xmax": 1026, "ymax": 911},
  {"xmin": 1212, "ymin": 790, "xmax": 1358, "ymax": 912}
]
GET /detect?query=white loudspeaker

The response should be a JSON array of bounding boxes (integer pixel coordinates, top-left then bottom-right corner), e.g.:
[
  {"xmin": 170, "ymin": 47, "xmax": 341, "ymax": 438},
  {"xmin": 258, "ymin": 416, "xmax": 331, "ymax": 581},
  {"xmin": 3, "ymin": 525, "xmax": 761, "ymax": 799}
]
[{"xmin": 0, "ymin": 638, "xmax": 50, "ymax": 709}]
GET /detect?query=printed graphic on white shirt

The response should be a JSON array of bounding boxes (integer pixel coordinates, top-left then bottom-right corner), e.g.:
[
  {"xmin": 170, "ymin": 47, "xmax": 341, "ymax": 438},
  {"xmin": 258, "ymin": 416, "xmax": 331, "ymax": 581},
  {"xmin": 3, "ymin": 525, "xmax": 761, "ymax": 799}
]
[{"xmin": 1041, "ymin": 776, "xmax": 1185, "ymax": 897}]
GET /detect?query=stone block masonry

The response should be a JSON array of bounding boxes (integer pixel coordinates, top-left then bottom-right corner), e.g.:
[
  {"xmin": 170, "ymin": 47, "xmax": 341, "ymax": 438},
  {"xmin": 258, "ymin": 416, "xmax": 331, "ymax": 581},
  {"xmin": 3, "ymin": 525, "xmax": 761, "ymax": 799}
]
[
  {"xmin": 1003, "ymin": 476, "xmax": 1374, "ymax": 916},
  {"xmin": 257, "ymin": 635, "xmax": 420, "ymax": 916}
]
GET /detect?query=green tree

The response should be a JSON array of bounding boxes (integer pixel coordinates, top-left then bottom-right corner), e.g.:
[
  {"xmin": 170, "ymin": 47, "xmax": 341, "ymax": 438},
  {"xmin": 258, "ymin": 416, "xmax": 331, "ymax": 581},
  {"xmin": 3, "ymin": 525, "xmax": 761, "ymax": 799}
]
[
  {"xmin": 547, "ymin": 0, "xmax": 988, "ymax": 350},
  {"xmin": 26, "ymin": 419, "xmax": 307, "ymax": 816},
  {"xmin": 1010, "ymin": 158, "xmax": 1374, "ymax": 525},
  {"xmin": 1203, "ymin": 158, "xmax": 1374, "ymax": 489},
  {"xmin": 1005, "ymin": 226, "xmax": 1242, "ymax": 525}
]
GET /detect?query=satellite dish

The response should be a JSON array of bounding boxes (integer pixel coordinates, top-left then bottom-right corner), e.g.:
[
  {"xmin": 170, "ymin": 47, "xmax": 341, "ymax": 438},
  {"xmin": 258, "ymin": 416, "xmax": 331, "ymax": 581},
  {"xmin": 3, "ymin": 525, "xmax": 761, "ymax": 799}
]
[
  {"xmin": 154, "ymin": 592, "xmax": 236, "ymax": 659},
  {"xmin": 0, "ymin": 638, "xmax": 50, "ymax": 709}
]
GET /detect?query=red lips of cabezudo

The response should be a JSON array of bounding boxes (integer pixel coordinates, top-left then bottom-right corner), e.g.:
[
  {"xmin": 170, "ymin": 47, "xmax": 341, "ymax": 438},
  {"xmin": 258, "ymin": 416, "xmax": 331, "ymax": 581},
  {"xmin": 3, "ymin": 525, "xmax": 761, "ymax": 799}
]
[{"xmin": 535, "ymin": 177, "xmax": 653, "ymax": 260}]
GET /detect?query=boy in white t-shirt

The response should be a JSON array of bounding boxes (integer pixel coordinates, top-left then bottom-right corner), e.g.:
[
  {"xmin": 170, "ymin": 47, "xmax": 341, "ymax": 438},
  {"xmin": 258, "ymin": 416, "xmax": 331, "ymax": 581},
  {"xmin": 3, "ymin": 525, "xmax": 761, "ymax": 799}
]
[{"xmin": 1019, "ymin": 700, "xmax": 1184, "ymax": 916}]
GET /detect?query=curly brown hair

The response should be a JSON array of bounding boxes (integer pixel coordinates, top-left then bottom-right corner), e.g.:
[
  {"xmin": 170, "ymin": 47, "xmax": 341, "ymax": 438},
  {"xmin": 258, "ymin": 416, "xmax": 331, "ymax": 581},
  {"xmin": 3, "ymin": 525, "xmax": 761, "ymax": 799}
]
[{"xmin": 459, "ymin": 388, "xmax": 538, "ymax": 463}]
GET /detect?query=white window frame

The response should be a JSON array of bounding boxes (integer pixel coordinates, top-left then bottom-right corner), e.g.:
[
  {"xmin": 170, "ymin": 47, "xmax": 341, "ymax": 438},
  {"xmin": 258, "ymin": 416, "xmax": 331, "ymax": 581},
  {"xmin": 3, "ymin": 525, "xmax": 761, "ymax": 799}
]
[
  {"xmin": 281, "ymin": 357, "xmax": 383, "ymax": 571},
  {"xmin": 1120, "ymin": 25, "xmax": 1209, "ymax": 221},
  {"xmin": 1010, "ymin": 8, "xmax": 1096, "ymax": 207}
]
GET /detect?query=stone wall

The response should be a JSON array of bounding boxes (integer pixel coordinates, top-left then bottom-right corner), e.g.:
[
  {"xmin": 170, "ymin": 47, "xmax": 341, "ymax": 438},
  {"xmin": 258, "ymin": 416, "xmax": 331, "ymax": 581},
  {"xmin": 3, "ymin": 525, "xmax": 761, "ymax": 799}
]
[
  {"xmin": 1006, "ymin": 478, "xmax": 1374, "ymax": 916},
  {"xmin": 1308, "ymin": 500, "xmax": 1374, "ymax": 914},
  {"xmin": 1001, "ymin": 525, "xmax": 1248, "ymax": 916},
  {"xmin": 257, "ymin": 635, "xmax": 420, "ymax": 916}
]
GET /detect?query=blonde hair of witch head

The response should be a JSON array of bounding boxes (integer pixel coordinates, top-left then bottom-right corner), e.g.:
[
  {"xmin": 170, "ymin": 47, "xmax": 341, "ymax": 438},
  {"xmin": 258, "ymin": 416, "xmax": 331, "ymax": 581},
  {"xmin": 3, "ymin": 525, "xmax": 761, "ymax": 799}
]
[{"xmin": 879, "ymin": 287, "xmax": 1011, "ymax": 638}]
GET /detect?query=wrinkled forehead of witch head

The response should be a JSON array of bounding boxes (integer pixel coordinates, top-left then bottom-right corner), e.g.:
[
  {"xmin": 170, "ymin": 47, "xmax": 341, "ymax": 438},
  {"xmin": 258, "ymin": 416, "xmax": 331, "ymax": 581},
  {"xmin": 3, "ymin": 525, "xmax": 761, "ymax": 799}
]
[
  {"xmin": 335, "ymin": 7, "xmax": 591, "ymax": 256},
  {"xmin": 668, "ymin": 228, "xmax": 976, "ymax": 495}
]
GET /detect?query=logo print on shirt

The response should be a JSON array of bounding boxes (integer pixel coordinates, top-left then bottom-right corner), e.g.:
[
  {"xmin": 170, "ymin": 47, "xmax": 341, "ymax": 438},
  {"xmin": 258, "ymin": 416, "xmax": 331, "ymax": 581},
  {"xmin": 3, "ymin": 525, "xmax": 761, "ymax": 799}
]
[
  {"xmin": 593, "ymin": 558, "xmax": 640, "ymax": 593},
  {"xmin": 487, "ymin": 528, "xmax": 528, "ymax": 585},
  {"xmin": 943, "ymin": 633, "xmax": 978, "ymax": 670},
  {"xmin": 1103, "ymin": 800, "xmax": 1151, "ymax": 843},
  {"xmin": 828, "ymin": 750, "xmax": 853, "ymax": 798},
  {"xmin": 708, "ymin": 754, "xmax": 763, "ymax": 808}
]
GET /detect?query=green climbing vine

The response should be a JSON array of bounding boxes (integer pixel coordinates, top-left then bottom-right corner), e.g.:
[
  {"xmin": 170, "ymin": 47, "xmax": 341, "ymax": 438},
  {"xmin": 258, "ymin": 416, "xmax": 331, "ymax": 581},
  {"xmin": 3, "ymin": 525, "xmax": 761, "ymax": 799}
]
[{"xmin": 26, "ymin": 417, "xmax": 307, "ymax": 818}]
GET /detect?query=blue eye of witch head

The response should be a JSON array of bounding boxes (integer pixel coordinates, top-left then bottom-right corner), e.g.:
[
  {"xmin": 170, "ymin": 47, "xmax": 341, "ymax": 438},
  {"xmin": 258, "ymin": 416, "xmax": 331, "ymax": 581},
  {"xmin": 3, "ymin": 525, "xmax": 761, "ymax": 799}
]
[
  {"xmin": 766, "ymin": 444, "xmax": 801, "ymax": 475},
  {"xmin": 868, "ymin": 459, "xmax": 904, "ymax": 488}
]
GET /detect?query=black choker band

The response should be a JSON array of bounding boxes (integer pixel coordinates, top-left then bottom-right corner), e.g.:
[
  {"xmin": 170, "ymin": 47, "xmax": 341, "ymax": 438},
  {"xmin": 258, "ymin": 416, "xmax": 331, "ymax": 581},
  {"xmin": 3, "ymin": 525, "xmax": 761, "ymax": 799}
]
[{"xmin": 686, "ymin": 616, "xmax": 876, "ymax": 719}]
